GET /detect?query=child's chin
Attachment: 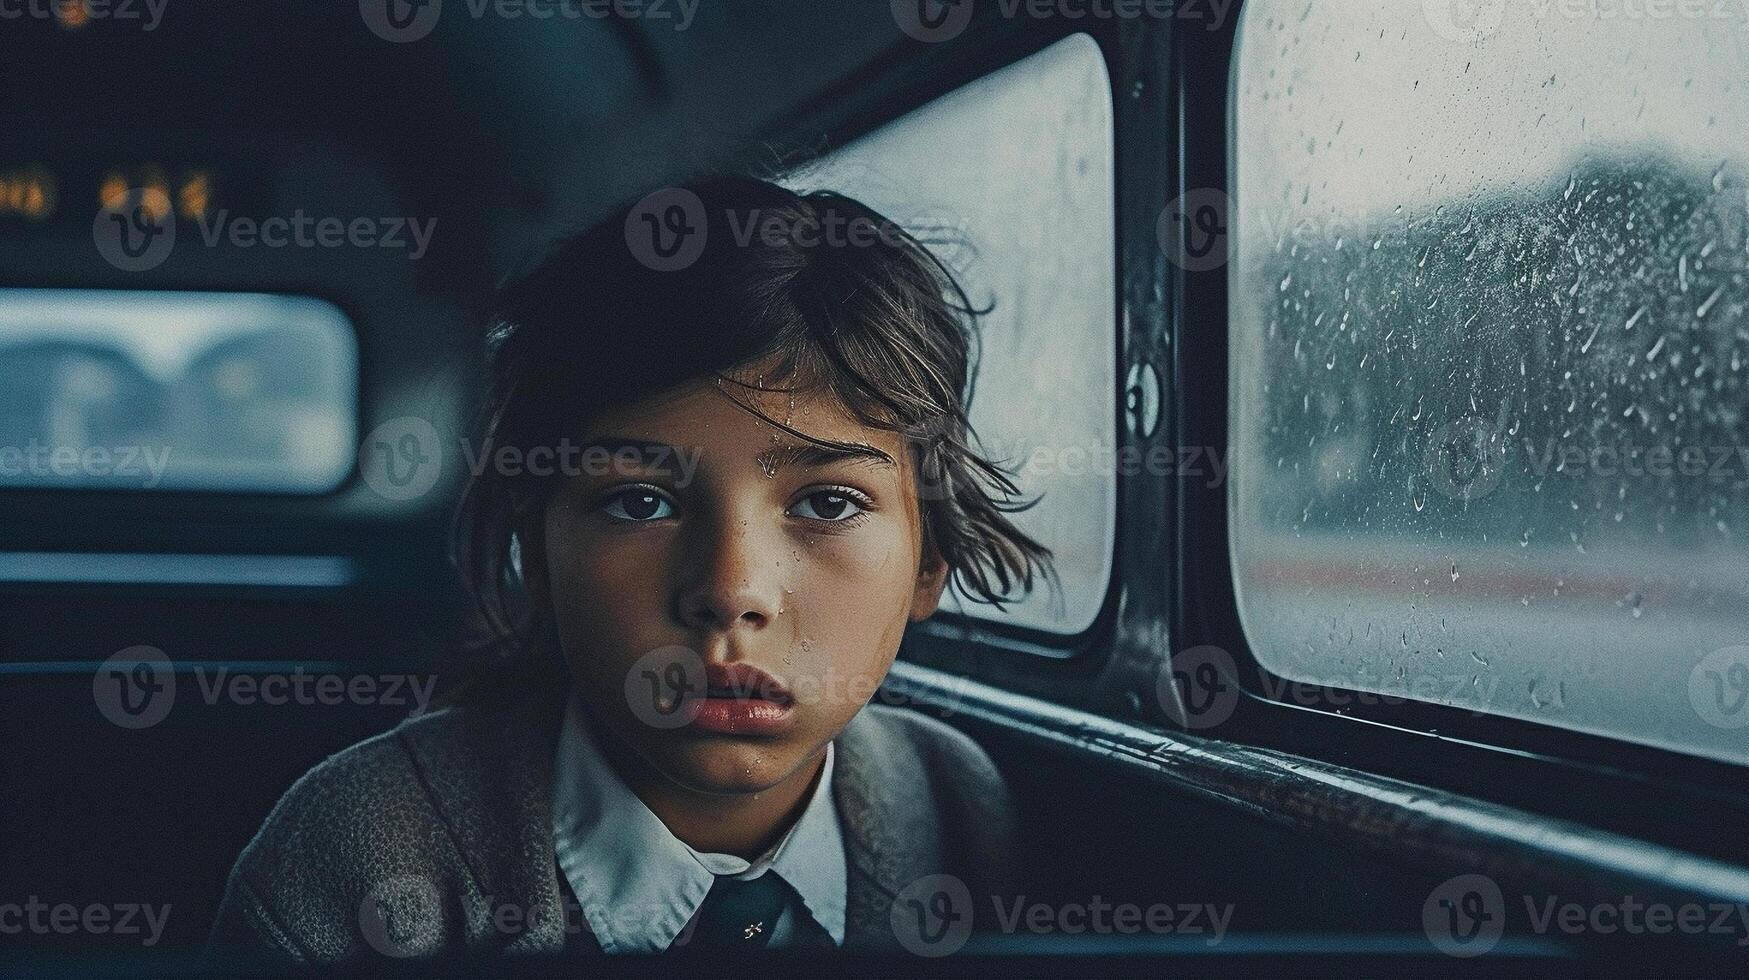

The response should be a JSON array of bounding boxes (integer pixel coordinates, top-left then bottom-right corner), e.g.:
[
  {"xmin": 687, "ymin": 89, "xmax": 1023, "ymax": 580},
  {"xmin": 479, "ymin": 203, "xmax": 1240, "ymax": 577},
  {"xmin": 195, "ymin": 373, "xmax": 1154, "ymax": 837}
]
[{"xmin": 658, "ymin": 738, "xmax": 811, "ymax": 796}]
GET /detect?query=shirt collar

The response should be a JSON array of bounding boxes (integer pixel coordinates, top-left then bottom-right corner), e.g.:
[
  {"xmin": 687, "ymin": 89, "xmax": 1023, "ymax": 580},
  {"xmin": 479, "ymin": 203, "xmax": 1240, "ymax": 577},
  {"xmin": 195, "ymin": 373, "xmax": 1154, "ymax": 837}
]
[{"xmin": 550, "ymin": 692, "xmax": 845, "ymax": 953}]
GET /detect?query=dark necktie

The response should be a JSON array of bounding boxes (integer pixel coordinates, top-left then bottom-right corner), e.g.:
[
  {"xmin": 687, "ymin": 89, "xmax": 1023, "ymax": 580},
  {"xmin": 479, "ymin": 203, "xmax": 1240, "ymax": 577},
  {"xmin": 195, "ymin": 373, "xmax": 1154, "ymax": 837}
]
[{"xmin": 674, "ymin": 871, "xmax": 797, "ymax": 951}]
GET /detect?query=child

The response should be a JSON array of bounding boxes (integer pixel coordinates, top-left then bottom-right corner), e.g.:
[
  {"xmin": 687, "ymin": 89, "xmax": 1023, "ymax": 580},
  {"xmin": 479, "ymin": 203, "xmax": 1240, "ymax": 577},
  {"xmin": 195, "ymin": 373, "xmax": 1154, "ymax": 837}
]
[{"xmin": 208, "ymin": 176, "xmax": 1051, "ymax": 961}]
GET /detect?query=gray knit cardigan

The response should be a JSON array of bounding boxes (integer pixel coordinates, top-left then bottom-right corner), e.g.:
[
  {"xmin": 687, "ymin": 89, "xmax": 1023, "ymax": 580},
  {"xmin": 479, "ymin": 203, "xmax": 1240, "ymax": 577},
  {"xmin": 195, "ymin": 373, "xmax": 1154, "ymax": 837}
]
[{"xmin": 207, "ymin": 688, "xmax": 1018, "ymax": 964}]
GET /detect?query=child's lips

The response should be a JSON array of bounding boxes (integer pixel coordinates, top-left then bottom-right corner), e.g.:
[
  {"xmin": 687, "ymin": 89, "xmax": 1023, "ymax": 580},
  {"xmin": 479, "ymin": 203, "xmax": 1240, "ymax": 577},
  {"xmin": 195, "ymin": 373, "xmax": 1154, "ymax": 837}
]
[
  {"xmin": 690, "ymin": 662, "xmax": 796, "ymax": 734},
  {"xmin": 701, "ymin": 662, "xmax": 792, "ymax": 704},
  {"xmin": 689, "ymin": 696, "xmax": 795, "ymax": 735}
]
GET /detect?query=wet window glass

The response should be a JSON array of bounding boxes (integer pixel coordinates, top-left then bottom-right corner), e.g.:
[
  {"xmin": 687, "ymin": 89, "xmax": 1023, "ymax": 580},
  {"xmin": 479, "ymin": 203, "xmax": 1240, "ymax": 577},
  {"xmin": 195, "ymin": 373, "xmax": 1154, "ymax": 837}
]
[
  {"xmin": 0, "ymin": 290, "xmax": 358, "ymax": 493},
  {"xmin": 1232, "ymin": 1, "xmax": 1749, "ymax": 764},
  {"xmin": 797, "ymin": 34, "xmax": 1117, "ymax": 637}
]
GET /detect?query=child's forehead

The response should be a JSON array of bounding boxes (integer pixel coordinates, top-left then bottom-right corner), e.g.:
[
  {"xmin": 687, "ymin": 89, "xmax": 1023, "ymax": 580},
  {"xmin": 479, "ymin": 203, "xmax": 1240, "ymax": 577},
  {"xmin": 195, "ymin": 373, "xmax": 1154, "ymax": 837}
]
[{"xmin": 576, "ymin": 372, "xmax": 903, "ymax": 458}]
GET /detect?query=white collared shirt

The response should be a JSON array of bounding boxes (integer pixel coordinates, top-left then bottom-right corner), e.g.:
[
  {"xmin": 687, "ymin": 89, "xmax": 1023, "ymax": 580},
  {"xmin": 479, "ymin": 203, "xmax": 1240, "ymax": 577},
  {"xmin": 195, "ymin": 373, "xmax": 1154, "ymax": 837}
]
[{"xmin": 550, "ymin": 692, "xmax": 847, "ymax": 953}]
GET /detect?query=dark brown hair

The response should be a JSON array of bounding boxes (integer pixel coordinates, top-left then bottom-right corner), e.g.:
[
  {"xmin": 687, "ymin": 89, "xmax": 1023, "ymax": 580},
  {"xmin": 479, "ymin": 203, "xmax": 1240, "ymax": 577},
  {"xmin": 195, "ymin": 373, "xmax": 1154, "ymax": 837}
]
[{"xmin": 448, "ymin": 175, "xmax": 1053, "ymax": 696}]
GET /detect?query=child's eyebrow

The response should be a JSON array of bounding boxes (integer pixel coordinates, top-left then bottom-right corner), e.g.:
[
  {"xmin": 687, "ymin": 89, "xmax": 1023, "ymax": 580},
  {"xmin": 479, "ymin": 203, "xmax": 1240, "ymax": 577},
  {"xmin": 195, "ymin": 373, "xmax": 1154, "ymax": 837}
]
[
  {"xmin": 577, "ymin": 437, "xmax": 896, "ymax": 472},
  {"xmin": 757, "ymin": 442, "xmax": 897, "ymax": 472}
]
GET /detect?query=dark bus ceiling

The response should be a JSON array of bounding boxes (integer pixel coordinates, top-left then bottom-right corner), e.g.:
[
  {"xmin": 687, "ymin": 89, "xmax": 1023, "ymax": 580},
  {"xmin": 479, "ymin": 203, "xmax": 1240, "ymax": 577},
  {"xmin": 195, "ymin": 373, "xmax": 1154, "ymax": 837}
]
[{"xmin": 0, "ymin": 0, "xmax": 906, "ymax": 294}]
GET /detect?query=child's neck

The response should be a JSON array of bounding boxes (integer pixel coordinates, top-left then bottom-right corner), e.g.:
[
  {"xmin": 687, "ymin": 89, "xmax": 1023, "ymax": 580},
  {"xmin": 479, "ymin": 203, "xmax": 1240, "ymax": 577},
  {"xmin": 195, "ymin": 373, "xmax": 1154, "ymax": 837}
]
[{"xmin": 597, "ymin": 732, "xmax": 829, "ymax": 861}]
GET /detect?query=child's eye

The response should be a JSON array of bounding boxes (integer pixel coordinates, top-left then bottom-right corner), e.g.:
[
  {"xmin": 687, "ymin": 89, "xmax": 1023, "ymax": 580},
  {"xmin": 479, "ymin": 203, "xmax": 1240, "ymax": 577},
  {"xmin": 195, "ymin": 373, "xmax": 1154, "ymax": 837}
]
[
  {"xmin": 599, "ymin": 486, "xmax": 675, "ymax": 522},
  {"xmin": 788, "ymin": 488, "xmax": 868, "ymax": 522}
]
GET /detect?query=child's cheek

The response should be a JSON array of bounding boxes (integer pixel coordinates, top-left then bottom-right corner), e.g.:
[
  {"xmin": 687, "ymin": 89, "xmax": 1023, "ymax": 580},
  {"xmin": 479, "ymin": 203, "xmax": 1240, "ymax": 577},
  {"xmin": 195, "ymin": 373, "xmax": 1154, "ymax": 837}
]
[{"xmin": 799, "ymin": 518, "xmax": 910, "ymax": 575}]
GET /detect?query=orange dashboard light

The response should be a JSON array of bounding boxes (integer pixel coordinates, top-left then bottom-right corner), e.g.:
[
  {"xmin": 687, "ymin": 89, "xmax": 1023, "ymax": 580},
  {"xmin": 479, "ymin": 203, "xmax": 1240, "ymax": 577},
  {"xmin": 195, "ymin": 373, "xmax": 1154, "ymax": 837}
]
[
  {"xmin": 23, "ymin": 181, "xmax": 49, "ymax": 219},
  {"xmin": 56, "ymin": 0, "xmax": 90, "ymax": 29},
  {"xmin": 178, "ymin": 174, "xmax": 210, "ymax": 219},
  {"xmin": 100, "ymin": 175, "xmax": 128, "ymax": 211},
  {"xmin": 140, "ymin": 186, "xmax": 172, "ymax": 222}
]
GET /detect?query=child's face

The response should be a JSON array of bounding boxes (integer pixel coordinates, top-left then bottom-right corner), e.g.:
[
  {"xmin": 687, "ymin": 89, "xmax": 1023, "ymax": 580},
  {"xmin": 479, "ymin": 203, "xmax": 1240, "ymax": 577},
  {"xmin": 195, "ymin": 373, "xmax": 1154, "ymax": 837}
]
[{"xmin": 539, "ymin": 362, "xmax": 948, "ymax": 796}]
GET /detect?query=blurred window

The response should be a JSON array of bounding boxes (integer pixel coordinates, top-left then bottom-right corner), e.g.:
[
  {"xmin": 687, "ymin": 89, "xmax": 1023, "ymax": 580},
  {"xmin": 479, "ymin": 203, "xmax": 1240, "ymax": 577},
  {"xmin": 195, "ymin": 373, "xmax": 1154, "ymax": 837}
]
[
  {"xmin": 1232, "ymin": 1, "xmax": 1749, "ymax": 764},
  {"xmin": 796, "ymin": 34, "xmax": 1117, "ymax": 637},
  {"xmin": 0, "ymin": 290, "xmax": 358, "ymax": 493}
]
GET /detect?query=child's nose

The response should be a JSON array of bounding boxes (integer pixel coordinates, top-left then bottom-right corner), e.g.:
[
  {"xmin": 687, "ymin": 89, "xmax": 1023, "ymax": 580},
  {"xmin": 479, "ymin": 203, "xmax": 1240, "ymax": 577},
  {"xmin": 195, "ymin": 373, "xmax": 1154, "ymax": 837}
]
[{"xmin": 674, "ymin": 522, "xmax": 783, "ymax": 632}]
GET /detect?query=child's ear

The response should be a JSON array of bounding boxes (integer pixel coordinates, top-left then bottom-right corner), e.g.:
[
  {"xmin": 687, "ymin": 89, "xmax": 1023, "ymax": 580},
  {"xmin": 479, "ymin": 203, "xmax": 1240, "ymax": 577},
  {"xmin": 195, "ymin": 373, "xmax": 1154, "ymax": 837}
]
[{"xmin": 908, "ymin": 547, "xmax": 950, "ymax": 622}]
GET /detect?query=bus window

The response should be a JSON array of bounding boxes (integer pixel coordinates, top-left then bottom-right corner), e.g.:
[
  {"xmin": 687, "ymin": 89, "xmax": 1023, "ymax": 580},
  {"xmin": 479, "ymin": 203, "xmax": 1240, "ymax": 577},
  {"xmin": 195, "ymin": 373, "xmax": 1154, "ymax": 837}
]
[
  {"xmin": 0, "ymin": 290, "xmax": 358, "ymax": 494},
  {"xmin": 1231, "ymin": 0, "xmax": 1749, "ymax": 764},
  {"xmin": 797, "ymin": 34, "xmax": 1116, "ymax": 637}
]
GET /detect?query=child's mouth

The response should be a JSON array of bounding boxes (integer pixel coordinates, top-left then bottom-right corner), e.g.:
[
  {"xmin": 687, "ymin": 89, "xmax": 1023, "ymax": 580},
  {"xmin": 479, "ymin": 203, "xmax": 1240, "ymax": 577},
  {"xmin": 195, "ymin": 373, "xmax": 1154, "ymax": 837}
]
[{"xmin": 691, "ymin": 662, "xmax": 796, "ymax": 735}]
